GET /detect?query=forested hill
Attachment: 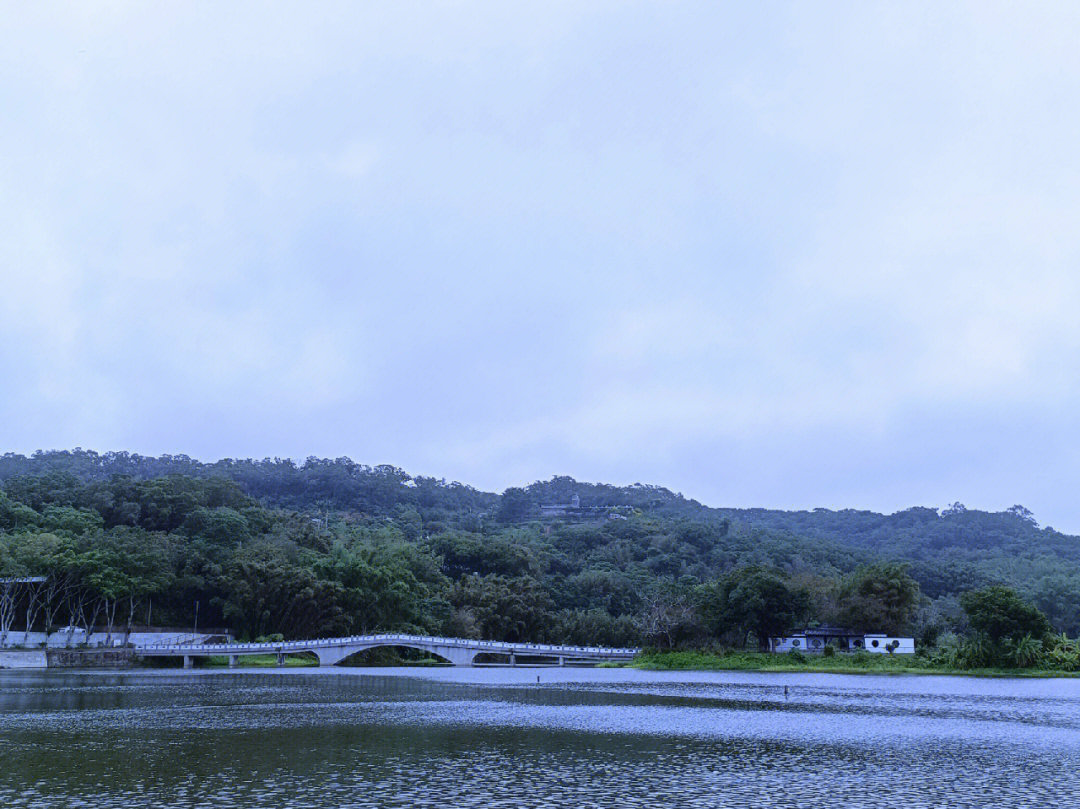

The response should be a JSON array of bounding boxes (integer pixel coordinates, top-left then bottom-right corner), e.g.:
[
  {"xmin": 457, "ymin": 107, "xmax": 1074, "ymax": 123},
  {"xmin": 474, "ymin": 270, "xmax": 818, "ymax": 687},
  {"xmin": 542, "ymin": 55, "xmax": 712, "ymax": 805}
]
[
  {"xmin": 1, "ymin": 449, "xmax": 1078, "ymax": 641},
  {"xmin": 0, "ymin": 450, "xmax": 708, "ymax": 518},
  {"xmin": 0, "ymin": 450, "xmax": 500, "ymax": 515}
]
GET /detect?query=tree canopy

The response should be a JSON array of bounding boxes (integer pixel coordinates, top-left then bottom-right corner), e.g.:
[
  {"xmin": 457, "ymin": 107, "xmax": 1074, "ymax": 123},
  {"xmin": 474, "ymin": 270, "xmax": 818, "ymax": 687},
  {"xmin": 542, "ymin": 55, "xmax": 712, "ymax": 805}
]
[{"xmin": 960, "ymin": 586, "xmax": 1052, "ymax": 643}]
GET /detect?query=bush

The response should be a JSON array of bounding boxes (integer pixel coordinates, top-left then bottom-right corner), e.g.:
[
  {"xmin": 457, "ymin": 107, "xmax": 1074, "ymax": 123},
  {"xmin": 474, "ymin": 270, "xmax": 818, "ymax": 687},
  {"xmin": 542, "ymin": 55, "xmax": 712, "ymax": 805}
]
[
  {"xmin": 1004, "ymin": 634, "xmax": 1045, "ymax": 668},
  {"xmin": 632, "ymin": 650, "xmax": 729, "ymax": 670},
  {"xmin": 929, "ymin": 633, "xmax": 962, "ymax": 667},
  {"xmin": 786, "ymin": 649, "xmax": 807, "ymax": 664},
  {"xmin": 953, "ymin": 635, "xmax": 995, "ymax": 669},
  {"xmin": 822, "ymin": 644, "xmax": 836, "ymax": 658},
  {"xmin": 1043, "ymin": 635, "xmax": 1080, "ymax": 672}
]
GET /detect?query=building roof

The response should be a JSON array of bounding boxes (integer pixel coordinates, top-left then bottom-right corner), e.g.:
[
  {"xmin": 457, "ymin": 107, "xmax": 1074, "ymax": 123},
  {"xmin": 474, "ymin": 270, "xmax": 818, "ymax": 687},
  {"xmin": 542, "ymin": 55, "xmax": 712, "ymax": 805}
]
[{"xmin": 802, "ymin": 626, "xmax": 861, "ymax": 637}]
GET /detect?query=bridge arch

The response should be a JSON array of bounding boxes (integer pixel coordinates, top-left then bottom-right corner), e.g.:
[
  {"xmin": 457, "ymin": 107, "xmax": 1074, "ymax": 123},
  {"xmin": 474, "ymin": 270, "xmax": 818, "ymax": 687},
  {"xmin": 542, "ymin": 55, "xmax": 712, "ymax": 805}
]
[{"xmin": 311, "ymin": 641, "xmax": 476, "ymax": 667}]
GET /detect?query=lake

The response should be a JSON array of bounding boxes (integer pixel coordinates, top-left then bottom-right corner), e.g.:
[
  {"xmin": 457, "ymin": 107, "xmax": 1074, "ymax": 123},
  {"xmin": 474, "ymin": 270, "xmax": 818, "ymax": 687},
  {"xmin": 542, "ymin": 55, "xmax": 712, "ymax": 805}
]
[{"xmin": 2, "ymin": 666, "xmax": 1079, "ymax": 808}]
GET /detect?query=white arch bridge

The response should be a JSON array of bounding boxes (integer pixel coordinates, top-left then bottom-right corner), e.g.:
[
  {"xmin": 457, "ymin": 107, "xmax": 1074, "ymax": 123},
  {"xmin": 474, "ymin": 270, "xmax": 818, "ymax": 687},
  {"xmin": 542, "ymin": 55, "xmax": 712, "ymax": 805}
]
[{"xmin": 137, "ymin": 633, "xmax": 640, "ymax": 668}]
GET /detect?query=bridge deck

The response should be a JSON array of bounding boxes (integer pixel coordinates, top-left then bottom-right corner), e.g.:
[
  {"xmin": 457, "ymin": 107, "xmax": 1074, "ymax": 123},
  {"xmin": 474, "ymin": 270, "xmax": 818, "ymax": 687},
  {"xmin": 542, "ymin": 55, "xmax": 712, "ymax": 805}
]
[{"xmin": 137, "ymin": 632, "xmax": 639, "ymax": 661}]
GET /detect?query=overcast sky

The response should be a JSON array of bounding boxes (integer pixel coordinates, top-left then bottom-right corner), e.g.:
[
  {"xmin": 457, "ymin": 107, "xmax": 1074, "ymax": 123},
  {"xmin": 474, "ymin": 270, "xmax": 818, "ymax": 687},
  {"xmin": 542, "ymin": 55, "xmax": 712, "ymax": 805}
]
[{"xmin": 4, "ymin": 2, "xmax": 1080, "ymax": 528}]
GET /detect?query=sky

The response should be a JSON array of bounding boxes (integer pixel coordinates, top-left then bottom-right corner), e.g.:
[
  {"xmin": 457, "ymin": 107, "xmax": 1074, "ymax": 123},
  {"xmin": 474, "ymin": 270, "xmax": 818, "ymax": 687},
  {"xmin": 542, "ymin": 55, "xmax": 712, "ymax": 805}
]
[{"xmin": 4, "ymin": 2, "xmax": 1080, "ymax": 529}]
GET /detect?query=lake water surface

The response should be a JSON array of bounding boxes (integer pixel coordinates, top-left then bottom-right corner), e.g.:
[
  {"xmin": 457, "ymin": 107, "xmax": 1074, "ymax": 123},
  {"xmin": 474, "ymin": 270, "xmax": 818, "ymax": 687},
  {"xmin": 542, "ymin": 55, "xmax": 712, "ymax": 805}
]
[{"xmin": 2, "ymin": 666, "xmax": 1079, "ymax": 808}]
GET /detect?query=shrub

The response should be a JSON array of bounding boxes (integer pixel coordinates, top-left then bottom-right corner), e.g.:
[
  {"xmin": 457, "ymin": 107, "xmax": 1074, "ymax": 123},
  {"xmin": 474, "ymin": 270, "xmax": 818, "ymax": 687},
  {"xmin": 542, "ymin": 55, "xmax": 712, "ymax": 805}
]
[
  {"xmin": 1004, "ymin": 634, "xmax": 1045, "ymax": 668},
  {"xmin": 931, "ymin": 633, "xmax": 996, "ymax": 669},
  {"xmin": 955, "ymin": 635, "xmax": 995, "ymax": 669},
  {"xmin": 822, "ymin": 644, "xmax": 836, "ymax": 658},
  {"xmin": 1043, "ymin": 635, "xmax": 1080, "ymax": 672},
  {"xmin": 929, "ymin": 633, "xmax": 962, "ymax": 667}
]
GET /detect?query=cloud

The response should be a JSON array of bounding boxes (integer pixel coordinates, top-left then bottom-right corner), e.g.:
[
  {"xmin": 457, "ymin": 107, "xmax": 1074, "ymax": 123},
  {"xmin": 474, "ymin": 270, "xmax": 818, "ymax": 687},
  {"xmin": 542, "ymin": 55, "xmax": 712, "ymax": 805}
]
[{"xmin": 3, "ymin": 2, "xmax": 1080, "ymax": 528}]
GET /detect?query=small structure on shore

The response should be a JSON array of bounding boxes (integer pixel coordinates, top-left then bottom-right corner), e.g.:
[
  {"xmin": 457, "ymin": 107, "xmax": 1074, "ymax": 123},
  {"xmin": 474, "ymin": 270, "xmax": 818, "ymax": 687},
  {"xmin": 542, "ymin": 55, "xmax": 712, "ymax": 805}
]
[{"xmin": 769, "ymin": 626, "xmax": 915, "ymax": 654}]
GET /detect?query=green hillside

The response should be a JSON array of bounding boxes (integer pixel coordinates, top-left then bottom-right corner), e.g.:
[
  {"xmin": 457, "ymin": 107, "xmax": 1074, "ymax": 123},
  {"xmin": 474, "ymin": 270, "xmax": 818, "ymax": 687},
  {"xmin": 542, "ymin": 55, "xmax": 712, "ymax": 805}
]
[{"xmin": 1, "ymin": 450, "xmax": 1078, "ymax": 653}]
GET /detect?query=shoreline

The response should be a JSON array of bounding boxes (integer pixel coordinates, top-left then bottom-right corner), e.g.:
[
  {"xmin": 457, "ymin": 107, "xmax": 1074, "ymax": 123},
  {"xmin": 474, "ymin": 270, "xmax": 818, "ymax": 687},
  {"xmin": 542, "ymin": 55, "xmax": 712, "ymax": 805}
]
[
  {"xmin": 5, "ymin": 662, "xmax": 1080, "ymax": 686},
  {"xmin": 4, "ymin": 647, "xmax": 1078, "ymax": 679},
  {"xmin": 621, "ymin": 651, "xmax": 1080, "ymax": 679}
]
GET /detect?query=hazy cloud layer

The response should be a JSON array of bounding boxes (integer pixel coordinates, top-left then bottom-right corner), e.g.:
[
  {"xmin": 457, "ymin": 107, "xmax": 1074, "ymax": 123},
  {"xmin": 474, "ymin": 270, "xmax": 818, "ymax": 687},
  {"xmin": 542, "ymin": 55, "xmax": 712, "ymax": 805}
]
[{"xmin": 4, "ymin": 3, "xmax": 1080, "ymax": 528}]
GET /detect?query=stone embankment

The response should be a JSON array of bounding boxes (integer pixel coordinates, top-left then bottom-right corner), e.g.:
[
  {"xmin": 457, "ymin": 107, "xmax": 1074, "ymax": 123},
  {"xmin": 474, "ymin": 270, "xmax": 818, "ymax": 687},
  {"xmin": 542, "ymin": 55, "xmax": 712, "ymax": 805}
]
[
  {"xmin": 47, "ymin": 649, "xmax": 136, "ymax": 668},
  {"xmin": 0, "ymin": 649, "xmax": 136, "ymax": 668}
]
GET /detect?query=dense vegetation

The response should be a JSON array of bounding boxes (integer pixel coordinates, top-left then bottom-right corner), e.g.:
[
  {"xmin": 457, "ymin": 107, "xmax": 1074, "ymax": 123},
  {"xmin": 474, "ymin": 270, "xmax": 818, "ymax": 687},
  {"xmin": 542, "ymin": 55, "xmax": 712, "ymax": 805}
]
[{"xmin": 1, "ymin": 450, "xmax": 1078, "ymax": 671}]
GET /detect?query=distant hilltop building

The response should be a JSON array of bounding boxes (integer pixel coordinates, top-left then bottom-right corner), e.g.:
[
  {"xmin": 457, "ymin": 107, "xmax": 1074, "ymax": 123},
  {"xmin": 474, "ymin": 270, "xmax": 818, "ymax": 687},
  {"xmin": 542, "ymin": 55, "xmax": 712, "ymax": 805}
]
[
  {"xmin": 540, "ymin": 493, "xmax": 580, "ymax": 517},
  {"xmin": 539, "ymin": 493, "xmax": 629, "ymax": 521},
  {"xmin": 769, "ymin": 626, "xmax": 915, "ymax": 654}
]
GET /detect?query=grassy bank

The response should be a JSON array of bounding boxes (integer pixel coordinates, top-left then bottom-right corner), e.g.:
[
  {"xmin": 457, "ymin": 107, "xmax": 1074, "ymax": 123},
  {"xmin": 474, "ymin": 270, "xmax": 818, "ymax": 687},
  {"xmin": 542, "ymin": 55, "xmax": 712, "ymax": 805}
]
[
  {"xmin": 626, "ymin": 650, "xmax": 1079, "ymax": 678},
  {"xmin": 204, "ymin": 654, "xmax": 317, "ymax": 668}
]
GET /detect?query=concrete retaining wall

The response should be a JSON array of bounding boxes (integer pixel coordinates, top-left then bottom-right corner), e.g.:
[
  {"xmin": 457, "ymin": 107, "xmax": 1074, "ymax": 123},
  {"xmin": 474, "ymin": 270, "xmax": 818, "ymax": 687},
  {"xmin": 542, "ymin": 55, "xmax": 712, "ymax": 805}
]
[
  {"xmin": 0, "ymin": 649, "xmax": 49, "ymax": 668},
  {"xmin": 0, "ymin": 648, "xmax": 137, "ymax": 668},
  {"xmin": 46, "ymin": 649, "xmax": 136, "ymax": 668}
]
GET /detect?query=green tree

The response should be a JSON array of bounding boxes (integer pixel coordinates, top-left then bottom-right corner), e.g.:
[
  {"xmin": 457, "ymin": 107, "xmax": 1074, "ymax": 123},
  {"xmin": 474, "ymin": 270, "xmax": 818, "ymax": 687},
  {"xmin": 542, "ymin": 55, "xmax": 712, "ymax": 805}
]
[
  {"xmin": 496, "ymin": 488, "xmax": 533, "ymax": 524},
  {"xmin": 321, "ymin": 534, "xmax": 448, "ymax": 634},
  {"xmin": 218, "ymin": 540, "xmax": 347, "ymax": 640},
  {"xmin": 448, "ymin": 574, "xmax": 552, "ymax": 642},
  {"xmin": 703, "ymin": 568, "xmax": 808, "ymax": 649},
  {"xmin": 960, "ymin": 586, "xmax": 1051, "ymax": 644},
  {"xmin": 182, "ymin": 506, "xmax": 251, "ymax": 546},
  {"xmin": 838, "ymin": 562, "xmax": 920, "ymax": 634}
]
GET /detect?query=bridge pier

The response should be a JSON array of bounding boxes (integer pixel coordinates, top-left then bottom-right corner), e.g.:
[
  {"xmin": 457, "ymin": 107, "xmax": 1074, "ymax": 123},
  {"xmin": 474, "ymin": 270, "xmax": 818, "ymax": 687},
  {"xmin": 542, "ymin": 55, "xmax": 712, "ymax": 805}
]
[
  {"xmin": 183, "ymin": 655, "xmax": 193, "ymax": 669},
  {"xmin": 558, "ymin": 656, "xmax": 564, "ymax": 666},
  {"xmin": 429, "ymin": 645, "xmax": 478, "ymax": 667},
  {"xmin": 229, "ymin": 655, "xmax": 239, "ymax": 668},
  {"xmin": 276, "ymin": 652, "xmax": 285, "ymax": 667},
  {"xmin": 509, "ymin": 653, "xmax": 515, "ymax": 666},
  {"xmin": 314, "ymin": 646, "xmax": 350, "ymax": 666}
]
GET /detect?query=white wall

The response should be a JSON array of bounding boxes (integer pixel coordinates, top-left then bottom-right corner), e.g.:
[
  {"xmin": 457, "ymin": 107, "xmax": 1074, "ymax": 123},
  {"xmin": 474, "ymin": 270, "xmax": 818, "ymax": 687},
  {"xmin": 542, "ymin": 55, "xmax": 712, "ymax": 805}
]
[
  {"xmin": 770, "ymin": 636, "xmax": 807, "ymax": 652},
  {"xmin": 864, "ymin": 637, "xmax": 916, "ymax": 654},
  {"xmin": 770, "ymin": 635, "xmax": 916, "ymax": 654}
]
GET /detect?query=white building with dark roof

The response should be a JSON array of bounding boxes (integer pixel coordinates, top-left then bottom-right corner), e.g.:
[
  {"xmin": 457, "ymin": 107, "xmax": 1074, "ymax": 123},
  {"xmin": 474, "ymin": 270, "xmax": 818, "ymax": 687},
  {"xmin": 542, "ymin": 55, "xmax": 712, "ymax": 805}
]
[{"xmin": 770, "ymin": 626, "xmax": 915, "ymax": 654}]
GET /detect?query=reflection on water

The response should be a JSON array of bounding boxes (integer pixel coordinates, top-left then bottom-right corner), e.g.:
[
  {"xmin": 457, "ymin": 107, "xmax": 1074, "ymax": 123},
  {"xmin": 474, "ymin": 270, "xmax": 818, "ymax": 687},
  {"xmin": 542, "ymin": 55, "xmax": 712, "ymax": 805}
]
[{"xmin": 2, "ymin": 668, "xmax": 1079, "ymax": 808}]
